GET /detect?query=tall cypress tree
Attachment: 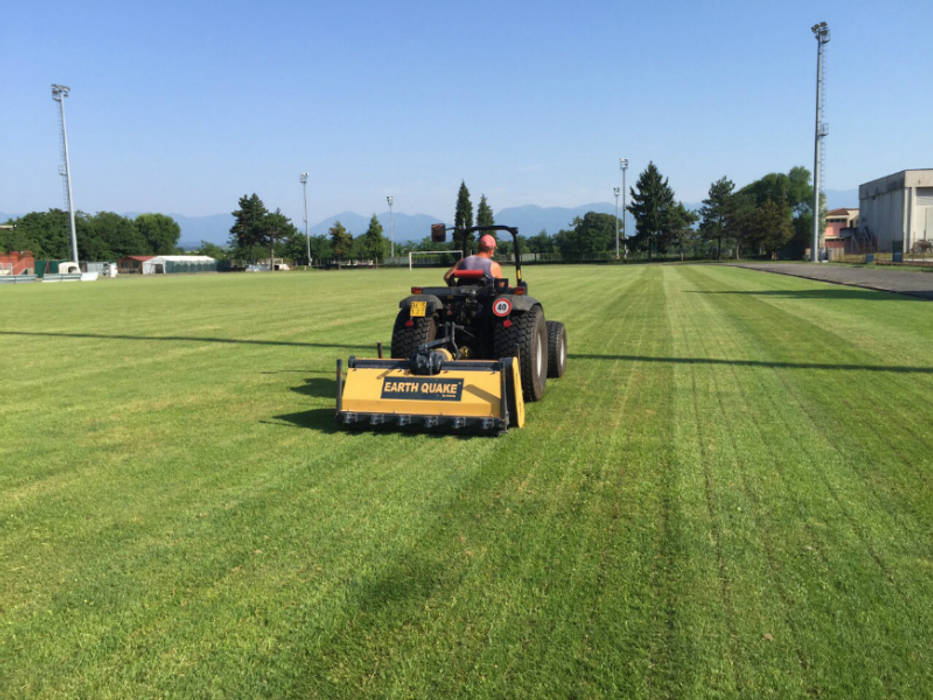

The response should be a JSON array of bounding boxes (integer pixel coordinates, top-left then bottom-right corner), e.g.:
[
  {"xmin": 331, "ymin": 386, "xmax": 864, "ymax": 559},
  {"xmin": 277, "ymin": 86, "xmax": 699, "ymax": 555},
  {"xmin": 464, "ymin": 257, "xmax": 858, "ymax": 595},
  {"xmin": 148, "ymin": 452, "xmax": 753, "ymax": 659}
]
[
  {"xmin": 477, "ymin": 194, "xmax": 494, "ymax": 230},
  {"xmin": 454, "ymin": 181, "xmax": 474, "ymax": 253}
]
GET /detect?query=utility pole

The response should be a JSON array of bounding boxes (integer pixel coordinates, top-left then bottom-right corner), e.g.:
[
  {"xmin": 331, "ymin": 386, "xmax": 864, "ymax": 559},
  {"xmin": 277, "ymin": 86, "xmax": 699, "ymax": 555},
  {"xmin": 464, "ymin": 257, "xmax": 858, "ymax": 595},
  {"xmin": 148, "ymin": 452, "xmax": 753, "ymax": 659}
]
[
  {"xmin": 300, "ymin": 172, "xmax": 310, "ymax": 266},
  {"xmin": 386, "ymin": 195, "xmax": 395, "ymax": 260},
  {"xmin": 613, "ymin": 186, "xmax": 621, "ymax": 259},
  {"xmin": 620, "ymin": 158, "xmax": 629, "ymax": 258},
  {"xmin": 51, "ymin": 84, "xmax": 78, "ymax": 263},
  {"xmin": 811, "ymin": 22, "xmax": 830, "ymax": 262}
]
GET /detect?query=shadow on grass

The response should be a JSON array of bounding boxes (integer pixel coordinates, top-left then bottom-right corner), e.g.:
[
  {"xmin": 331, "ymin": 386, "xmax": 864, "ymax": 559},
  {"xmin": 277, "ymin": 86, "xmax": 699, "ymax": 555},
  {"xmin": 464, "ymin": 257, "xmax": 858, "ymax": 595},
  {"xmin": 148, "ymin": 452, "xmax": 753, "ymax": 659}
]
[
  {"xmin": 267, "ymin": 408, "xmax": 340, "ymax": 433},
  {"xmin": 688, "ymin": 288, "xmax": 931, "ymax": 301},
  {"xmin": 0, "ymin": 330, "xmax": 378, "ymax": 351},
  {"xmin": 568, "ymin": 353, "xmax": 933, "ymax": 374},
  {"xmin": 290, "ymin": 377, "xmax": 337, "ymax": 399}
]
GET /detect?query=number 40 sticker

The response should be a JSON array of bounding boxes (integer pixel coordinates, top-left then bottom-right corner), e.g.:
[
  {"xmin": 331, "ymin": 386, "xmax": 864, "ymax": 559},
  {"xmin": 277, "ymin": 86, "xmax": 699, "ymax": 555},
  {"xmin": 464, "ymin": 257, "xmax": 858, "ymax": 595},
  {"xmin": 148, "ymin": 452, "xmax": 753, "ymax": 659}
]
[{"xmin": 492, "ymin": 298, "xmax": 512, "ymax": 317}]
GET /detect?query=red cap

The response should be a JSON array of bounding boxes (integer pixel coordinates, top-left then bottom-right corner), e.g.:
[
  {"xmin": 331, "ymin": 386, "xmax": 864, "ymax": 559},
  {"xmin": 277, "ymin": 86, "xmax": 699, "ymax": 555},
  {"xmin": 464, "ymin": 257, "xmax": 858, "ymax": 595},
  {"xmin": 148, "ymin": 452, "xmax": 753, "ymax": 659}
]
[{"xmin": 478, "ymin": 234, "xmax": 497, "ymax": 251}]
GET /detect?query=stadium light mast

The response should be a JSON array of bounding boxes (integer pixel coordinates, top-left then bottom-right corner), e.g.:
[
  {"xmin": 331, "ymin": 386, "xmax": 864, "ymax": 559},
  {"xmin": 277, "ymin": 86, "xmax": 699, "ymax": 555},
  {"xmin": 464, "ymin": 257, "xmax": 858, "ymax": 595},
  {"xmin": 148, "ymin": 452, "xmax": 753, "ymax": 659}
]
[
  {"xmin": 620, "ymin": 158, "xmax": 629, "ymax": 258},
  {"xmin": 386, "ymin": 195, "xmax": 395, "ymax": 260},
  {"xmin": 300, "ymin": 172, "xmax": 310, "ymax": 266},
  {"xmin": 51, "ymin": 84, "xmax": 78, "ymax": 263},
  {"xmin": 811, "ymin": 21, "xmax": 830, "ymax": 262},
  {"xmin": 613, "ymin": 186, "xmax": 621, "ymax": 259}
]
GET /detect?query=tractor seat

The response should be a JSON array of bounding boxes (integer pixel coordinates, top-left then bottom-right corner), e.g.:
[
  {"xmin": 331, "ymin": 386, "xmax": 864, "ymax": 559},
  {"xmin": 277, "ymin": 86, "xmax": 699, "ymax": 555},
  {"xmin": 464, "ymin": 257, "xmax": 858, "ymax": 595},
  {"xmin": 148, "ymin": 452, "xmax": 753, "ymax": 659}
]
[{"xmin": 452, "ymin": 269, "xmax": 487, "ymax": 285}]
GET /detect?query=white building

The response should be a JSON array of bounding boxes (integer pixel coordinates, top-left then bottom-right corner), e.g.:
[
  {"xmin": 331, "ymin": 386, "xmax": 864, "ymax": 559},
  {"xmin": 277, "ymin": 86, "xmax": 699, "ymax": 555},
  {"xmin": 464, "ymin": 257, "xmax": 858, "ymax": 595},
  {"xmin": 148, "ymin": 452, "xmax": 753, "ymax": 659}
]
[{"xmin": 858, "ymin": 169, "xmax": 933, "ymax": 254}]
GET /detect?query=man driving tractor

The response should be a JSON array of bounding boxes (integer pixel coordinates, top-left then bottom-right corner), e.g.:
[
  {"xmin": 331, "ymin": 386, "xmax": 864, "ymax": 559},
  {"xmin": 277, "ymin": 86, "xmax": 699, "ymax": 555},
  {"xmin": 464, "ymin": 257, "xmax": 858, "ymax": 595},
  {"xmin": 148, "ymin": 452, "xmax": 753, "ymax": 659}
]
[{"xmin": 443, "ymin": 233, "xmax": 502, "ymax": 283}]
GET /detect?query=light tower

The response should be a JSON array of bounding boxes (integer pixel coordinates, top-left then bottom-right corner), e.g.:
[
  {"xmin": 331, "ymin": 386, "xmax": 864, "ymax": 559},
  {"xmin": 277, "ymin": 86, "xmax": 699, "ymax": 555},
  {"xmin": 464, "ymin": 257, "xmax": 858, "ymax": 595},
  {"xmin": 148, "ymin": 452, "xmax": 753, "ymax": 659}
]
[
  {"xmin": 811, "ymin": 21, "xmax": 830, "ymax": 262},
  {"xmin": 300, "ymin": 172, "xmax": 310, "ymax": 266},
  {"xmin": 620, "ymin": 158, "xmax": 629, "ymax": 258},
  {"xmin": 51, "ymin": 84, "xmax": 78, "ymax": 263},
  {"xmin": 613, "ymin": 186, "xmax": 621, "ymax": 259},
  {"xmin": 386, "ymin": 195, "xmax": 395, "ymax": 260}
]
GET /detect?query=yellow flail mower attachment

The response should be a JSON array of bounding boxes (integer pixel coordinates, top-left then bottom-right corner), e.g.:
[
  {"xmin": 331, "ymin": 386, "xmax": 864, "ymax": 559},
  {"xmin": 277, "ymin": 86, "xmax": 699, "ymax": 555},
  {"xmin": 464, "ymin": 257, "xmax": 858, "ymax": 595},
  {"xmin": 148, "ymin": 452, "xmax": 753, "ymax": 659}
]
[{"xmin": 336, "ymin": 347, "xmax": 524, "ymax": 436}]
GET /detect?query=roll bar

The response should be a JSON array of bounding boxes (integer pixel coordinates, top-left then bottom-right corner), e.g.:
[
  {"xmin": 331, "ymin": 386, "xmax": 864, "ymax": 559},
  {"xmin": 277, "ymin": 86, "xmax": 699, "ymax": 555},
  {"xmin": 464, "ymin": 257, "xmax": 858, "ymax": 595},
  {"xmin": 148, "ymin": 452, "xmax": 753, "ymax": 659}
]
[{"xmin": 431, "ymin": 224, "xmax": 525, "ymax": 288}]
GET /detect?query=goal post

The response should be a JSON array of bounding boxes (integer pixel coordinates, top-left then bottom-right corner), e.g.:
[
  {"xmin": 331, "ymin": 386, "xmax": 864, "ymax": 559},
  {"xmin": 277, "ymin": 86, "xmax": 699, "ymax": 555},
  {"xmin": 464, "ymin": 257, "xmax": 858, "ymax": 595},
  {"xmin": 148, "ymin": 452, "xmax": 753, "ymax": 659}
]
[{"xmin": 408, "ymin": 250, "xmax": 463, "ymax": 270}]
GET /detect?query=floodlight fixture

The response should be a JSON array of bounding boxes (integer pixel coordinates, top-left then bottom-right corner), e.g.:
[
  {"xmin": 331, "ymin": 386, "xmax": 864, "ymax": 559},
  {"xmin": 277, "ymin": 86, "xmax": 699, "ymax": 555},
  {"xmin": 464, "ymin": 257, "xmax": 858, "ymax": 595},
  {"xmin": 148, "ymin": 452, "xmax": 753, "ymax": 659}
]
[
  {"xmin": 300, "ymin": 172, "xmax": 310, "ymax": 266},
  {"xmin": 51, "ymin": 83, "xmax": 78, "ymax": 263},
  {"xmin": 386, "ymin": 195, "xmax": 395, "ymax": 259}
]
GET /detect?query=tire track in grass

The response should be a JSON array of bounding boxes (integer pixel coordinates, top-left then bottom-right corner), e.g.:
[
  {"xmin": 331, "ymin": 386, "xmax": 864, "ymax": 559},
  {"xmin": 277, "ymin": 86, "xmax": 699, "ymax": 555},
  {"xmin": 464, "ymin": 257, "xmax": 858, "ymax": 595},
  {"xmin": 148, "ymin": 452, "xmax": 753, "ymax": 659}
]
[
  {"xmin": 691, "ymin": 266, "xmax": 931, "ymax": 554},
  {"xmin": 680, "ymin": 265, "xmax": 930, "ymax": 695},
  {"xmin": 432, "ymin": 267, "xmax": 656, "ymax": 696},
  {"xmin": 669, "ymin": 268, "xmax": 746, "ymax": 694},
  {"xmin": 681, "ymin": 266, "xmax": 932, "ymax": 535},
  {"xmin": 675, "ymin": 266, "xmax": 818, "ymax": 692},
  {"xmin": 374, "ymin": 266, "xmax": 663, "ymax": 696}
]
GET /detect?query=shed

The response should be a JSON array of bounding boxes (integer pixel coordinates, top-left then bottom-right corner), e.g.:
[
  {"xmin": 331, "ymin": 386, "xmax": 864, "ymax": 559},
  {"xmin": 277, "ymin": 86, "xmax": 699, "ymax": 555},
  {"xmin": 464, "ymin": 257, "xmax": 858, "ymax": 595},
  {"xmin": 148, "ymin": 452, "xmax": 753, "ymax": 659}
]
[{"xmin": 141, "ymin": 255, "xmax": 217, "ymax": 274}]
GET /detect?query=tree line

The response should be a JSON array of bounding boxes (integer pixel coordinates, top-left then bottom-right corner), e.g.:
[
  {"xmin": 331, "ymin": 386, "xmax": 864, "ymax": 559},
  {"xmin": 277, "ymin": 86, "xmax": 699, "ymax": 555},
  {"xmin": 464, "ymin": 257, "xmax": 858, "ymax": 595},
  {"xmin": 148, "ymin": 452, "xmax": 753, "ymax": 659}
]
[
  {"xmin": 408, "ymin": 167, "xmax": 817, "ymax": 264},
  {"xmin": 0, "ymin": 210, "xmax": 181, "ymax": 260},
  {"xmin": 3, "ymin": 168, "xmax": 818, "ymax": 266},
  {"xmin": 226, "ymin": 193, "xmax": 391, "ymax": 267}
]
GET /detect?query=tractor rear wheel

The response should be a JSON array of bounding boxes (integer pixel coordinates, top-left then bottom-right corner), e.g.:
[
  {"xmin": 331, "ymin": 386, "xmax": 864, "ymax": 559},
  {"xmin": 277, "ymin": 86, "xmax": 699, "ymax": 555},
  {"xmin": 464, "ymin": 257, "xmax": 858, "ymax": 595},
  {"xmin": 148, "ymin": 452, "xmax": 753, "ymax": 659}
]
[
  {"xmin": 494, "ymin": 305, "xmax": 547, "ymax": 402},
  {"xmin": 546, "ymin": 321, "xmax": 567, "ymax": 378},
  {"xmin": 390, "ymin": 310, "xmax": 436, "ymax": 358}
]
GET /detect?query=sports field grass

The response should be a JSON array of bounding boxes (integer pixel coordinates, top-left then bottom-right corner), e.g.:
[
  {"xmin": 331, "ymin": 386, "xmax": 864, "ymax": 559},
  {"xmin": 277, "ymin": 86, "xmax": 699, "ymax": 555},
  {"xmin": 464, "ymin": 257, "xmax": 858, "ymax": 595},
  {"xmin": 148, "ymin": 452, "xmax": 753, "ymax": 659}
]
[{"xmin": 1, "ymin": 265, "xmax": 931, "ymax": 697}]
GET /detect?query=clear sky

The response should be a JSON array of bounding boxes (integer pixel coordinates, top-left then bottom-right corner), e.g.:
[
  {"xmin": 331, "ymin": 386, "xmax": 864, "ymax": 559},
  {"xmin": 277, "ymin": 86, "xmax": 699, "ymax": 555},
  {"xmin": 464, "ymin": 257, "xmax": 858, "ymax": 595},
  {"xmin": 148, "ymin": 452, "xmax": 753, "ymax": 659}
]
[{"xmin": 2, "ymin": 0, "xmax": 931, "ymax": 224}]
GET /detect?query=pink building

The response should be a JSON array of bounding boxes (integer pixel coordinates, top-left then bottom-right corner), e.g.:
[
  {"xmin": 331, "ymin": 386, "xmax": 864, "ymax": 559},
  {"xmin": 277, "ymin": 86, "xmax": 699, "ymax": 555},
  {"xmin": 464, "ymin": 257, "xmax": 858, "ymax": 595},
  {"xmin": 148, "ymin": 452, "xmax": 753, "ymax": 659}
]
[{"xmin": 0, "ymin": 250, "xmax": 35, "ymax": 275}]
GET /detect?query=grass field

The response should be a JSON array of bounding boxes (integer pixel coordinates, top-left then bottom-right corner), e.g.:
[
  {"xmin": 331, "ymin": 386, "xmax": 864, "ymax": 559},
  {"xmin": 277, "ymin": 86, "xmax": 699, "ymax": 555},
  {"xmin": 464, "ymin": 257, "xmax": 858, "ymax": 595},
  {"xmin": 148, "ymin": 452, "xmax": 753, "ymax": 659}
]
[{"xmin": 1, "ymin": 265, "xmax": 931, "ymax": 698}]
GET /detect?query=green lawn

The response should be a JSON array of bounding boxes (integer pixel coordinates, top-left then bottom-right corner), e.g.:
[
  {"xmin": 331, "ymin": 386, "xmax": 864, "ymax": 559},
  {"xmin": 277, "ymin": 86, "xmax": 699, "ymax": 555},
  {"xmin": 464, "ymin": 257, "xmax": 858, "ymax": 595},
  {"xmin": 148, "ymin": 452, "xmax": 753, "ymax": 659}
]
[{"xmin": 1, "ymin": 265, "xmax": 931, "ymax": 698}]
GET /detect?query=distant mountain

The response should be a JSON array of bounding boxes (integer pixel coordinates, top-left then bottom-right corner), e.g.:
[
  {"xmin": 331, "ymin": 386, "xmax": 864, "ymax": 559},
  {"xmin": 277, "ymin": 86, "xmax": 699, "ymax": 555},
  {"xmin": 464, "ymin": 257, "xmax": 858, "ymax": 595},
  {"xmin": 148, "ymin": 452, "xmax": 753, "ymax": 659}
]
[
  {"xmin": 496, "ymin": 203, "xmax": 636, "ymax": 237},
  {"xmin": 161, "ymin": 213, "xmax": 235, "ymax": 250},
  {"xmin": 310, "ymin": 211, "xmax": 443, "ymax": 244}
]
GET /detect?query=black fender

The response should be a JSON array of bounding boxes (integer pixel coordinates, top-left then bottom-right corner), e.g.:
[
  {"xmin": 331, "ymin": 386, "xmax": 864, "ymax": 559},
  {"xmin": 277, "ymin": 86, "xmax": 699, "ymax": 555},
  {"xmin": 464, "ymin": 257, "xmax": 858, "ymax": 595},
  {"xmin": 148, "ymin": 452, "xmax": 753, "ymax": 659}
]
[
  {"xmin": 399, "ymin": 294, "xmax": 444, "ymax": 314},
  {"xmin": 495, "ymin": 294, "xmax": 542, "ymax": 314}
]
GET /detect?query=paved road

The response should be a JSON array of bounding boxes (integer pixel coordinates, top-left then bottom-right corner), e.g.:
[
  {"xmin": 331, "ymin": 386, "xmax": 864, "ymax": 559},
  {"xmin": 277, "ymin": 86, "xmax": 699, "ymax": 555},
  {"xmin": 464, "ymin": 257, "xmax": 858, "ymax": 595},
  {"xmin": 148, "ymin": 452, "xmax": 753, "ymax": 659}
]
[{"xmin": 731, "ymin": 263, "xmax": 933, "ymax": 300}]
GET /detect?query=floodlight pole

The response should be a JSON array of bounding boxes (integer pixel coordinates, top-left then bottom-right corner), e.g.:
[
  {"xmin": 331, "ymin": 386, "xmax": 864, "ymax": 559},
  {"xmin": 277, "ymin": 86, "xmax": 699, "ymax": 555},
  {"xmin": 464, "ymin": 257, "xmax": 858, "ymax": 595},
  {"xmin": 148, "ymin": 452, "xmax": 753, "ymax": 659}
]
[
  {"xmin": 811, "ymin": 22, "xmax": 830, "ymax": 262},
  {"xmin": 386, "ymin": 195, "xmax": 395, "ymax": 260},
  {"xmin": 300, "ymin": 172, "xmax": 310, "ymax": 266},
  {"xmin": 620, "ymin": 158, "xmax": 629, "ymax": 258},
  {"xmin": 51, "ymin": 84, "xmax": 78, "ymax": 263},
  {"xmin": 613, "ymin": 186, "xmax": 621, "ymax": 259}
]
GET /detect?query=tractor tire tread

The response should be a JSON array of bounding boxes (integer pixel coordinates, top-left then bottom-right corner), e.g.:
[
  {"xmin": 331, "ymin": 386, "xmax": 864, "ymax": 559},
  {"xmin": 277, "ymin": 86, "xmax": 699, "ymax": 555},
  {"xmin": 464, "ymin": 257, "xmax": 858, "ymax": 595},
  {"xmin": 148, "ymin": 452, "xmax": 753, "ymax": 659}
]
[
  {"xmin": 494, "ymin": 304, "xmax": 547, "ymax": 402},
  {"xmin": 390, "ymin": 311, "xmax": 436, "ymax": 358}
]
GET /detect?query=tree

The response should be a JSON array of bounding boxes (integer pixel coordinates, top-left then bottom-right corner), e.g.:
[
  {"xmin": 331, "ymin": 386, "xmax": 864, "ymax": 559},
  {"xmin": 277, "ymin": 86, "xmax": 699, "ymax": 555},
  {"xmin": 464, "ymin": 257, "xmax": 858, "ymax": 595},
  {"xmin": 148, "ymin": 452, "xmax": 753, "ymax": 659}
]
[
  {"xmin": 135, "ymin": 213, "xmax": 181, "ymax": 255},
  {"xmin": 670, "ymin": 203, "xmax": 699, "ymax": 262},
  {"xmin": 308, "ymin": 234, "xmax": 333, "ymax": 263},
  {"xmin": 737, "ymin": 167, "xmax": 814, "ymax": 257},
  {"xmin": 261, "ymin": 209, "xmax": 296, "ymax": 269},
  {"xmin": 755, "ymin": 200, "xmax": 794, "ymax": 258},
  {"xmin": 477, "ymin": 194, "xmax": 494, "ymax": 230},
  {"xmin": 195, "ymin": 240, "xmax": 229, "ymax": 260},
  {"xmin": 454, "ymin": 181, "xmax": 474, "ymax": 252},
  {"xmin": 3, "ymin": 210, "xmax": 72, "ymax": 258},
  {"xmin": 526, "ymin": 229, "xmax": 554, "ymax": 255},
  {"xmin": 699, "ymin": 176, "xmax": 736, "ymax": 260},
  {"xmin": 329, "ymin": 221, "xmax": 352, "ymax": 268},
  {"xmin": 84, "ymin": 211, "xmax": 146, "ymax": 259},
  {"xmin": 554, "ymin": 212, "xmax": 616, "ymax": 260},
  {"xmin": 230, "ymin": 194, "xmax": 268, "ymax": 262},
  {"xmin": 627, "ymin": 162, "xmax": 677, "ymax": 260},
  {"xmin": 359, "ymin": 214, "xmax": 389, "ymax": 265}
]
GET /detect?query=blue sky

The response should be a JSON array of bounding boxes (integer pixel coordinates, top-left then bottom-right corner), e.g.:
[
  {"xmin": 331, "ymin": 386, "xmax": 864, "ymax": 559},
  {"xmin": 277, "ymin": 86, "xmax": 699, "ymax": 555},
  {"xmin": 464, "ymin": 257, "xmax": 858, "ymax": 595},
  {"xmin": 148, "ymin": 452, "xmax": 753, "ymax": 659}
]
[{"xmin": 2, "ymin": 0, "xmax": 931, "ymax": 224}]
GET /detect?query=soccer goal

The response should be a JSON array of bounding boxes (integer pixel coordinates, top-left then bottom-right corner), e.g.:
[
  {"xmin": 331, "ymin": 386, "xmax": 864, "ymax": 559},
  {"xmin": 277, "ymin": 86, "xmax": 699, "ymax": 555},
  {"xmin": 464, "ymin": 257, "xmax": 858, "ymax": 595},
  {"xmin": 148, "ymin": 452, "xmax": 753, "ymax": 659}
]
[{"xmin": 408, "ymin": 250, "xmax": 463, "ymax": 270}]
